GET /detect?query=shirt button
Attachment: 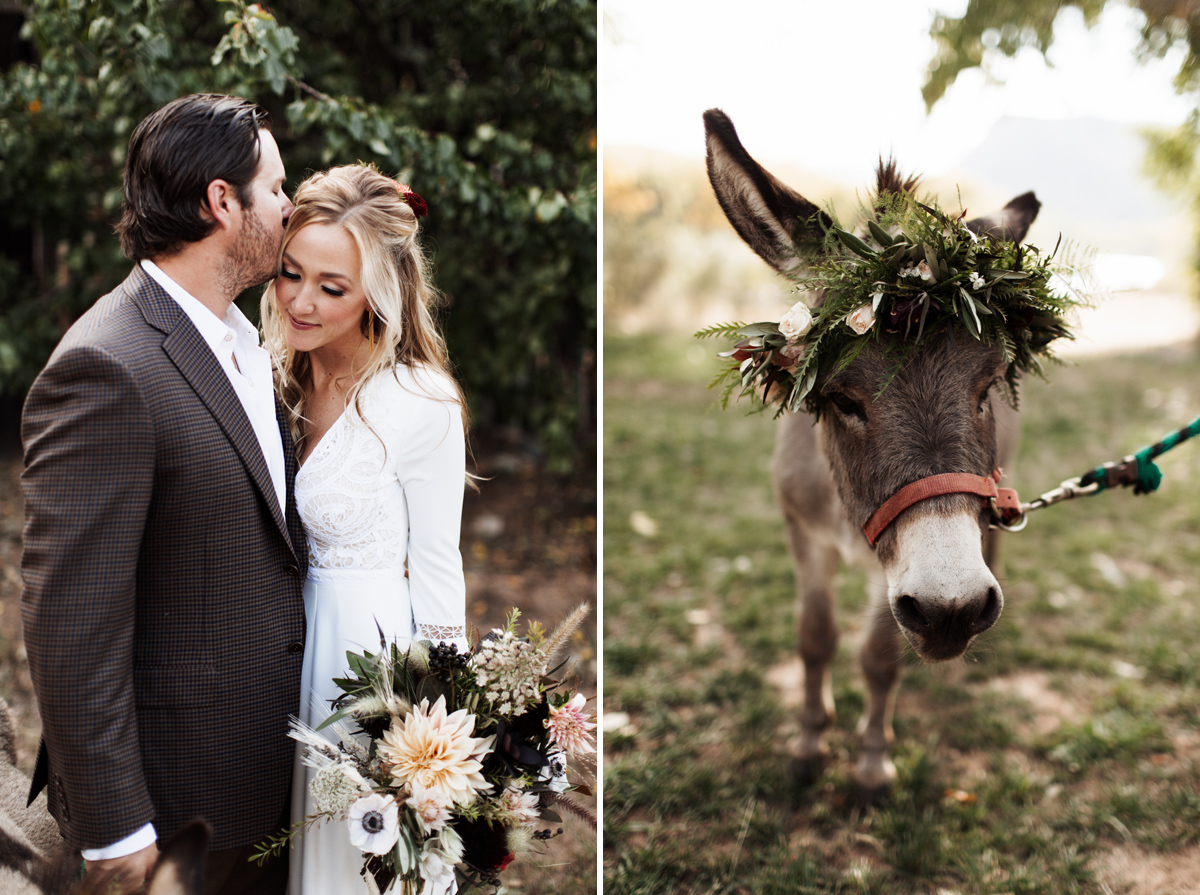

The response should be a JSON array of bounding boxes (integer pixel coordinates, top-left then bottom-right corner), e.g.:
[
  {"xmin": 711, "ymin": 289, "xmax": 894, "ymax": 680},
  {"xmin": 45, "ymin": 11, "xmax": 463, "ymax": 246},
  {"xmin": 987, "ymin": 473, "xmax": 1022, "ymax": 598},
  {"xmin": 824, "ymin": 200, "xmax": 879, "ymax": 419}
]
[
  {"xmin": 224, "ymin": 333, "xmax": 233, "ymax": 341},
  {"xmin": 288, "ymin": 642, "xmax": 303, "ymax": 655}
]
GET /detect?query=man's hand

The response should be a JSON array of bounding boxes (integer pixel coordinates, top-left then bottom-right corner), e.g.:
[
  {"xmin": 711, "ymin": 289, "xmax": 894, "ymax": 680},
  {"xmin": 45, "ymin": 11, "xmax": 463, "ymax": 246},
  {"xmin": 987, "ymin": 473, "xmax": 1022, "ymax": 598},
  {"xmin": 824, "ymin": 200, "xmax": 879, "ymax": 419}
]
[{"xmin": 79, "ymin": 842, "xmax": 159, "ymax": 895}]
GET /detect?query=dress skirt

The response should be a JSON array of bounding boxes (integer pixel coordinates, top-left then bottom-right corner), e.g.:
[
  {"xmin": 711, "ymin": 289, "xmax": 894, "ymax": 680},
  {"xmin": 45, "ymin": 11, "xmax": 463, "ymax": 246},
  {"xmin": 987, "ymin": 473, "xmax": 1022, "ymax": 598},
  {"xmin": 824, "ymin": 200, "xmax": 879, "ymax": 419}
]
[{"xmin": 289, "ymin": 567, "xmax": 412, "ymax": 895}]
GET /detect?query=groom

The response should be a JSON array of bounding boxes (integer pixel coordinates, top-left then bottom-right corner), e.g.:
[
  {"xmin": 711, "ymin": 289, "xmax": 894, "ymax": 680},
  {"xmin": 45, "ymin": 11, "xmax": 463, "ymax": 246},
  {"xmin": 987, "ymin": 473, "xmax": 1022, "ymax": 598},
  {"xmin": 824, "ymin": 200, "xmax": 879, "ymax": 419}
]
[{"xmin": 21, "ymin": 94, "xmax": 306, "ymax": 895}]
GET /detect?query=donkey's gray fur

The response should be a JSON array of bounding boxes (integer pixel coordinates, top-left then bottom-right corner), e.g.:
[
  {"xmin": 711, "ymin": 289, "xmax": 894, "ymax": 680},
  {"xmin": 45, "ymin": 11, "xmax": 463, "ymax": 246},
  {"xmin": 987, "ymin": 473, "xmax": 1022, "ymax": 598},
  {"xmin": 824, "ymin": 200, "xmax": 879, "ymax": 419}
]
[
  {"xmin": 704, "ymin": 108, "xmax": 1036, "ymax": 797},
  {"xmin": 0, "ymin": 699, "xmax": 76, "ymax": 894}
]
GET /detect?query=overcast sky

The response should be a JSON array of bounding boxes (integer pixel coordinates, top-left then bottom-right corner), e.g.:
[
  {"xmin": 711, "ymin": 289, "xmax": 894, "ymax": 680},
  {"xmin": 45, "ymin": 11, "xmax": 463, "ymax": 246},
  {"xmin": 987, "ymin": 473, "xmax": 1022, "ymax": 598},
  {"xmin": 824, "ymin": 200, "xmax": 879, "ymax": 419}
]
[{"xmin": 602, "ymin": 0, "xmax": 1193, "ymax": 181}]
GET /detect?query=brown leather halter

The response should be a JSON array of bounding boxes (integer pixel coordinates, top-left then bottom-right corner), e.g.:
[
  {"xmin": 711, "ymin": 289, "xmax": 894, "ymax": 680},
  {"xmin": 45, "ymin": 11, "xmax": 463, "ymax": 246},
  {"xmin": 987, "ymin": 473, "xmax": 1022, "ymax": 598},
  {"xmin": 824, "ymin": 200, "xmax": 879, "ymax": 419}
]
[{"xmin": 862, "ymin": 469, "xmax": 1022, "ymax": 547}]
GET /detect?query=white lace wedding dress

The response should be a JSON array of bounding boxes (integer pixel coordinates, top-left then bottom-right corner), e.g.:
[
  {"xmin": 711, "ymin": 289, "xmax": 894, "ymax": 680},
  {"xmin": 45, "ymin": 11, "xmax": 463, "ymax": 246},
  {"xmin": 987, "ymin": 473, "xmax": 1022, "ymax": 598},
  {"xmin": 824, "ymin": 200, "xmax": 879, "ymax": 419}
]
[{"xmin": 288, "ymin": 364, "xmax": 468, "ymax": 895}]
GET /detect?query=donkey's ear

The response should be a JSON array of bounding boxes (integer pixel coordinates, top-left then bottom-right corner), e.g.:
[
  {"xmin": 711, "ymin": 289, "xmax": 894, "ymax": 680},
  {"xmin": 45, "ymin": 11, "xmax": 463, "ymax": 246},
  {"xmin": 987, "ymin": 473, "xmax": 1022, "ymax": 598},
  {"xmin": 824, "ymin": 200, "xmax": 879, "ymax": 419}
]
[
  {"xmin": 704, "ymin": 109, "xmax": 831, "ymax": 273},
  {"xmin": 965, "ymin": 191, "xmax": 1040, "ymax": 244}
]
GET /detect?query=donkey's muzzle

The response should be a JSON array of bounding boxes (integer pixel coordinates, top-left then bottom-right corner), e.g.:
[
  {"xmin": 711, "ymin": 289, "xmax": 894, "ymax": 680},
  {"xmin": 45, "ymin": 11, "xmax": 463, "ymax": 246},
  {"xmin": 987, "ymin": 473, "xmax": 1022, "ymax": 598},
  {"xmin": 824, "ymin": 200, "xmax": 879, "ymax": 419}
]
[{"xmin": 893, "ymin": 585, "xmax": 1003, "ymax": 661}]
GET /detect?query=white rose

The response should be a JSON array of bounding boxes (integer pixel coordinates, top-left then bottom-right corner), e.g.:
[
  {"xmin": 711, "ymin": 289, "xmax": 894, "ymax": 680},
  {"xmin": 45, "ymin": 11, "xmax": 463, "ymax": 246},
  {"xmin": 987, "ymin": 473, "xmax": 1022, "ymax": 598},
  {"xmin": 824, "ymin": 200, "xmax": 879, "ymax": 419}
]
[
  {"xmin": 969, "ymin": 271, "xmax": 986, "ymax": 290},
  {"xmin": 916, "ymin": 260, "xmax": 935, "ymax": 282},
  {"xmin": 778, "ymin": 300, "xmax": 813, "ymax": 341},
  {"xmin": 845, "ymin": 304, "xmax": 876, "ymax": 336}
]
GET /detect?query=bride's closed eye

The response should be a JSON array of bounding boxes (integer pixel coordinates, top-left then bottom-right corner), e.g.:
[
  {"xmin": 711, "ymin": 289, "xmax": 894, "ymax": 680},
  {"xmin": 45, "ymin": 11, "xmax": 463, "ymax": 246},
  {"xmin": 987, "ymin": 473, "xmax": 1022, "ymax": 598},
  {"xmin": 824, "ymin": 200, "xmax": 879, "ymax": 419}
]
[{"xmin": 279, "ymin": 267, "xmax": 300, "ymax": 281}]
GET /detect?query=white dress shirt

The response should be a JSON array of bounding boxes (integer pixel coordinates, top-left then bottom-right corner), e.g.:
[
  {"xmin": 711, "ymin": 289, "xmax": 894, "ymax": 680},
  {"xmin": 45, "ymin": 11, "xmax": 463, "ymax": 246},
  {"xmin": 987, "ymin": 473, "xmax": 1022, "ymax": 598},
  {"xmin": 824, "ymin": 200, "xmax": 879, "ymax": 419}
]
[
  {"xmin": 142, "ymin": 260, "xmax": 286, "ymax": 511},
  {"xmin": 82, "ymin": 262, "xmax": 287, "ymax": 860}
]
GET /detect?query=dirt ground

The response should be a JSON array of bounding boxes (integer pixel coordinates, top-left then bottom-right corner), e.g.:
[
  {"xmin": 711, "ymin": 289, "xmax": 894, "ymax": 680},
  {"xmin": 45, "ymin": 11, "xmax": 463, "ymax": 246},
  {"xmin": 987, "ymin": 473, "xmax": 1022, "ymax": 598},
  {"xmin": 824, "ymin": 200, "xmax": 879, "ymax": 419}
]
[{"xmin": 0, "ymin": 424, "xmax": 596, "ymax": 887}]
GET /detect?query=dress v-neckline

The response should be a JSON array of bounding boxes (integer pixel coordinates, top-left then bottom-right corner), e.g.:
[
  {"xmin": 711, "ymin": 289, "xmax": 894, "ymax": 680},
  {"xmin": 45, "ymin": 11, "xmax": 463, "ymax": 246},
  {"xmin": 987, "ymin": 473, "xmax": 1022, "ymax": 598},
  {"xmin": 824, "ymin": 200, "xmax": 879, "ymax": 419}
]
[{"xmin": 298, "ymin": 403, "xmax": 350, "ymax": 471}]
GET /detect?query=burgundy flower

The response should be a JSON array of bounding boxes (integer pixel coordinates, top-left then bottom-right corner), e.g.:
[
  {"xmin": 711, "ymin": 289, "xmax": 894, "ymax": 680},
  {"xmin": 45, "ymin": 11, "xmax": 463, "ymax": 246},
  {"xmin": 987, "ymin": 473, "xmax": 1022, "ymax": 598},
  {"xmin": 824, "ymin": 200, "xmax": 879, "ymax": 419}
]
[
  {"xmin": 395, "ymin": 181, "xmax": 429, "ymax": 218},
  {"xmin": 886, "ymin": 293, "xmax": 932, "ymax": 336}
]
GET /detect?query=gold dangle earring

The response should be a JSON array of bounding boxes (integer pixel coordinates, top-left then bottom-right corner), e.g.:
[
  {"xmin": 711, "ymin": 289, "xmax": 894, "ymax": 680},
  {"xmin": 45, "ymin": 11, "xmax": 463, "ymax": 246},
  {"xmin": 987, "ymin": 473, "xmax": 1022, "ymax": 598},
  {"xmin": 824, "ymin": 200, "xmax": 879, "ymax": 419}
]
[{"xmin": 368, "ymin": 307, "xmax": 376, "ymax": 355}]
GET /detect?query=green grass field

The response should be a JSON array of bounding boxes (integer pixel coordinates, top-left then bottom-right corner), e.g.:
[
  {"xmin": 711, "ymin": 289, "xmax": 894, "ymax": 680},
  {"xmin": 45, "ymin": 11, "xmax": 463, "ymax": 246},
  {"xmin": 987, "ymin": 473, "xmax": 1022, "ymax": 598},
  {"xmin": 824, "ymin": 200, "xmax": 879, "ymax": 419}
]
[{"xmin": 603, "ymin": 331, "xmax": 1200, "ymax": 895}]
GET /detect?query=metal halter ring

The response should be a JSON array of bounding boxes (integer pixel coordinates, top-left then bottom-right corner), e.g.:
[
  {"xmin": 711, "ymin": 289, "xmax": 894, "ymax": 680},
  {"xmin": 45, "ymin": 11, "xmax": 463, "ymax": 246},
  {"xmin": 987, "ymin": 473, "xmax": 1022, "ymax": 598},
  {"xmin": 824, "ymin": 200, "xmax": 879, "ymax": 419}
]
[{"xmin": 988, "ymin": 498, "xmax": 1028, "ymax": 532}]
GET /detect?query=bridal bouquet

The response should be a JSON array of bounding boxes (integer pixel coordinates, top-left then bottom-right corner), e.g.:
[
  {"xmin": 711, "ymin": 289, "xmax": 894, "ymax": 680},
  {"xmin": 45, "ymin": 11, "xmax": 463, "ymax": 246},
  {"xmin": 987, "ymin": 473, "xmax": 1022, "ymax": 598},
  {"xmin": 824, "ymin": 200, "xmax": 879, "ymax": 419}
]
[{"xmin": 258, "ymin": 605, "xmax": 595, "ymax": 894}]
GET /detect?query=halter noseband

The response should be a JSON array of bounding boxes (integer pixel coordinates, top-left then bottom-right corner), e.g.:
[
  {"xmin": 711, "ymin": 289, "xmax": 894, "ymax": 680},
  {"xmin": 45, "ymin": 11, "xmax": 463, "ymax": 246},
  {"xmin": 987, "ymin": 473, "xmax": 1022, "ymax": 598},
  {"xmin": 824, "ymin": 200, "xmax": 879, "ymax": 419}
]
[{"xmin": 862, "ymin": 469, "xmax": 1022, "ymax": 547}]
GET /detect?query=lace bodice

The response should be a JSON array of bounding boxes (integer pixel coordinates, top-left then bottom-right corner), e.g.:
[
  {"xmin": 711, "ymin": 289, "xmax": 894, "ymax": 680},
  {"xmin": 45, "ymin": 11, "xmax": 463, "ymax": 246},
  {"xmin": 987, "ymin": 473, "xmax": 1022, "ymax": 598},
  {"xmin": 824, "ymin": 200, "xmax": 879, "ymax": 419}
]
[{"xmin": 295, "ymin": 365, "xmax": 467, "ymax": 645}]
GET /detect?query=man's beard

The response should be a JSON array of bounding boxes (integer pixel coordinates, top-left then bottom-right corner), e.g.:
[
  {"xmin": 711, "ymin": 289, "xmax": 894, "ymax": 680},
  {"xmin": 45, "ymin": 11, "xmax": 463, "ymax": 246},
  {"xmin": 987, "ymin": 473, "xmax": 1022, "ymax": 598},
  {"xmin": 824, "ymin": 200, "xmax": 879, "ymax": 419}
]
[{"xmin": 221, "ymin": 202, "xmax": 280, "ymax": 297}]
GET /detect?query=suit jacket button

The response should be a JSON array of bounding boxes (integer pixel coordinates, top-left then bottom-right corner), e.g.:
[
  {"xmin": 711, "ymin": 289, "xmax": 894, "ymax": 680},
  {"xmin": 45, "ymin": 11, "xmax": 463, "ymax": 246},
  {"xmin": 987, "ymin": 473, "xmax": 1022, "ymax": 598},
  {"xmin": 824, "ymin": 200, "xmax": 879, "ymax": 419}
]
[
  {"xmin": 284, "ymin": 562, "xmax": 300, "ymax": 577},
  {"xmin": 288, "ymin": 641, "xmax": 303, "ymax": 655}
]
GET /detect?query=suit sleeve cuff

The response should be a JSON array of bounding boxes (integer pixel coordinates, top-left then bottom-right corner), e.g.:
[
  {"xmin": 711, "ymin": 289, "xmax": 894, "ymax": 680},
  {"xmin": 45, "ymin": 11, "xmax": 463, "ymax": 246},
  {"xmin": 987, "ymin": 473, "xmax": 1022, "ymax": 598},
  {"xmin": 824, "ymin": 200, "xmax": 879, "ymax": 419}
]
[{"xmin": 81, "ymin": 823, "xmax": 157, "ymax": 860}]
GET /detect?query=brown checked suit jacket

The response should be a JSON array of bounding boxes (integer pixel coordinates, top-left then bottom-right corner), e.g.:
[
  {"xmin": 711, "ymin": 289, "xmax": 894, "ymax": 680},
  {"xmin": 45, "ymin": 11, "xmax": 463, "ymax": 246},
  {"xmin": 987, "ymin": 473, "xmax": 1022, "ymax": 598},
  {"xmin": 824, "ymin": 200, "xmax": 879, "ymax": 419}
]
[{"xmin": 20, "ymin": 264, "xmax": 308, "ymax": 853}]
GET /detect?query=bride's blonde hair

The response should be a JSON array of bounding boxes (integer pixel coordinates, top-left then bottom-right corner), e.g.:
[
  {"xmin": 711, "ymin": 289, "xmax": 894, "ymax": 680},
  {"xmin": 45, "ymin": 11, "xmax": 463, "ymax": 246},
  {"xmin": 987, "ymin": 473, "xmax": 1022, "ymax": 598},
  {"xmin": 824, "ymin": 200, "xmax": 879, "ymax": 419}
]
[{"xmin": 261, "ymin": 164, "xmax": 466, "ymax": 451}]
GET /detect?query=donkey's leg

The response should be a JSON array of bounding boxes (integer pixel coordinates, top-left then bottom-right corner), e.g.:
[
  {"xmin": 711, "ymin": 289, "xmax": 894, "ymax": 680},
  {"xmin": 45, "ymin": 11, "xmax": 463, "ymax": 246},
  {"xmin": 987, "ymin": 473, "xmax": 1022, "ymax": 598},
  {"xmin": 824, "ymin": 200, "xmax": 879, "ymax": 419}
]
[
  {"xmin": 785, "ymin": 517, "xmax": 841, "ymax": 784},
  {"xmin": 856, "ymin": 583, "xmax": 902, "ymax": 801}
]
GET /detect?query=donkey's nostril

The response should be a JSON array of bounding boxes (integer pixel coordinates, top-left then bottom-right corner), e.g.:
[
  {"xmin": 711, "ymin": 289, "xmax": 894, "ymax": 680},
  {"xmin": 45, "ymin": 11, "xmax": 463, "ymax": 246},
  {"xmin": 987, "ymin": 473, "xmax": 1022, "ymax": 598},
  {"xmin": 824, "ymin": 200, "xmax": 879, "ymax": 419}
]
[
  {"xmin": 968, "ymin": 586, "xmax": 1003, "ymax": 635},
  {"xmin": 893, "ymin": 595, "xmax": 930, "ymax": 632}
]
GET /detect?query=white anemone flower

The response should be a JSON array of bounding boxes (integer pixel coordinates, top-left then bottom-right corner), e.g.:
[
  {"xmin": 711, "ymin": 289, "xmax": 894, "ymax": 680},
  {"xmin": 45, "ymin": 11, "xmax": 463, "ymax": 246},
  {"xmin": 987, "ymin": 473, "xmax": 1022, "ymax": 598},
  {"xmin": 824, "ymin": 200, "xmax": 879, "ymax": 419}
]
[
  {"xmin": 538, "ymin": 751, "xmax": 570, "ymax": 793},
  {"xmin": 347, "ymin": 792, "xmax": 400, "ymax": 855}
]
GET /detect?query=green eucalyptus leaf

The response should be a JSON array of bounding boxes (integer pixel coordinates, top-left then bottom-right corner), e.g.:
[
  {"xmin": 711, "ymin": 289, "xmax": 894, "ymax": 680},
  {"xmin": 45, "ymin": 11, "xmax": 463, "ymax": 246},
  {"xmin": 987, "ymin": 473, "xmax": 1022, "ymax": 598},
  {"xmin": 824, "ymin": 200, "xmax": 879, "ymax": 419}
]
[
  {"xmin": 737, "ymin": 323, "xmax": 782, "ymax": 338},
  {"xmin": 866, "ymin": 218, "xmax": 894, "ymax": 247},
  {"xmin": 836, "ymin": 228, "xmax": 878, "ymax": 260}
]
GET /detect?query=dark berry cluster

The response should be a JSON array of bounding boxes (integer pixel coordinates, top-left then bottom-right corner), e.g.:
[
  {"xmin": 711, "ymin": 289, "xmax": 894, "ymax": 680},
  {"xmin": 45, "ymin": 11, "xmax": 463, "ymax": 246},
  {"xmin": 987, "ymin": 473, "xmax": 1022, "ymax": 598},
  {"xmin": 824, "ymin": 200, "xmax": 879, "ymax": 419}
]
[
  {"xmin": 532, "ymin": 828, "xmax": 564, "ymax": 841},
  {"xmin": 429, "ymin": 642, "xmax": 468, "ymax": 677}
]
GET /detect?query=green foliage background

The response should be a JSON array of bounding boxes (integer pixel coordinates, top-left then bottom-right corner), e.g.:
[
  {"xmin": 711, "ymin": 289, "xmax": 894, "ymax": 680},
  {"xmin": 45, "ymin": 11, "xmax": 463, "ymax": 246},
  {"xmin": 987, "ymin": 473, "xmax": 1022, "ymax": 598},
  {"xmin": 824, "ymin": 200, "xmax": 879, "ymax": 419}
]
[{"xmin": 0, "ymin": 0, "xmax": 596, "ymax": 468}]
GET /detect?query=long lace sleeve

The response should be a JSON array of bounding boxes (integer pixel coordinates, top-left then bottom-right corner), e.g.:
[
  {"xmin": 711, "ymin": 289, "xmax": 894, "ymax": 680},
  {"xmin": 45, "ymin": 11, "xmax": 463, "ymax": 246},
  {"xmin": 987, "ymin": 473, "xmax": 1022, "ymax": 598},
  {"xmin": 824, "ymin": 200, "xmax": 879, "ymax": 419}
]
[{"xmin": 376, "ymin": 367, "xmax": 468, "ymax": 650}]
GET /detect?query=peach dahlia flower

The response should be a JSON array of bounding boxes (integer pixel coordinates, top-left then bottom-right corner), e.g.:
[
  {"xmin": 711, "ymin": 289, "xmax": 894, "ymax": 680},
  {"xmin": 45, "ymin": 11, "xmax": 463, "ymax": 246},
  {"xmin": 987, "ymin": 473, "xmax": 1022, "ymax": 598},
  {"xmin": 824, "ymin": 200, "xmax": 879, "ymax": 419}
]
[{"xmin": 379, "ymin": 695, "xmax": 494, "ymax": 806}]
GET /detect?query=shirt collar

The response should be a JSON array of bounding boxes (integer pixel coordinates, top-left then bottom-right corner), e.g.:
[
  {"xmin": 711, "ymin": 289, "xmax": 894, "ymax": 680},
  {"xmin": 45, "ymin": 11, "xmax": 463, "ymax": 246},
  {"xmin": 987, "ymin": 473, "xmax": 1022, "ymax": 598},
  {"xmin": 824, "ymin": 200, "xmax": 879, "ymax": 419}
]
[{"xmin": 141, "ymin": 259, "xmax": 258, "ymax": 350}]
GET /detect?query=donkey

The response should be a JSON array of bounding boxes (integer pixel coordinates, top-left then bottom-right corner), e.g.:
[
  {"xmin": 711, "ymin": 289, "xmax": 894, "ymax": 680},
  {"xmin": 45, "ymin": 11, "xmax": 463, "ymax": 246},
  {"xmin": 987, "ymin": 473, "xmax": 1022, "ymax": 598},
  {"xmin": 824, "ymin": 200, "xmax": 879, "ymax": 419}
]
[
  {"xmin": 0, "ymin": 698, "xmax": 208, "ymax": 894},
  {"xmin": 704, "ymin": 109, "xmax": 1040, "ymax": 799}
]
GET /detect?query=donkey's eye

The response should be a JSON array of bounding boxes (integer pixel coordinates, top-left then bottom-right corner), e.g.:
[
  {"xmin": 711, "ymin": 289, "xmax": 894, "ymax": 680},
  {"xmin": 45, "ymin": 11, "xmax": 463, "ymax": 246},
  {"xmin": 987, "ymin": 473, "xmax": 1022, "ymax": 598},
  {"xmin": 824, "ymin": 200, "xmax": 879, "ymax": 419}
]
[
  {"xmin": 826, "ymin": 391, "xmax": 867, "ymax": 422},
  {"xmin": 978, "ymin": 381, "xmax": 994, "ymax": 414}
]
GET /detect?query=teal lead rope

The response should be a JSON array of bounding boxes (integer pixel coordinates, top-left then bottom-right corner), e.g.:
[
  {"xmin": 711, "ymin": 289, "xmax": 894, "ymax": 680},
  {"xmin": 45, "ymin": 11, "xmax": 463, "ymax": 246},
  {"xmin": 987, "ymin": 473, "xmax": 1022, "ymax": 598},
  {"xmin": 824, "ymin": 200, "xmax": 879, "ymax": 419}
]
[
  {"xmin": 1078, "ymin": 414, "xmax": 1200, "ymax": 496},
  {"xmin": 991, "ymin": 413, "xmax": 1200, "ymax": 532}
]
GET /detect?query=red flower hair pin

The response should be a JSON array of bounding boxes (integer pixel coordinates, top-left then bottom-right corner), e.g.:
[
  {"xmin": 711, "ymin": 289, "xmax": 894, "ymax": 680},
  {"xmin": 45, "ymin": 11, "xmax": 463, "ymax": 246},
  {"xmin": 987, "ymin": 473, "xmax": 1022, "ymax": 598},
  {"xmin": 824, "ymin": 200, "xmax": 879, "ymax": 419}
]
[{"xmin": 394, "ymin": 181, "xmax": 428, "ymax": 218}]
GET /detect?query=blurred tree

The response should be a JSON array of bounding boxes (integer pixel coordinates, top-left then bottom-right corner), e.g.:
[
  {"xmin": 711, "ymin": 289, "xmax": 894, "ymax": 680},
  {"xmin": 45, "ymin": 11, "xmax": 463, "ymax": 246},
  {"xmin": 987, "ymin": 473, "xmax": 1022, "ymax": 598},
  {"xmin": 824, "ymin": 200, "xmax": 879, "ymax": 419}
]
[
  {"xmin": 924, "ymin": 0, "xmax": 1200, "ymax": 281},
  {"xmin": 0, "ymin": 0, "xmax": 595, "ymax": 469}
]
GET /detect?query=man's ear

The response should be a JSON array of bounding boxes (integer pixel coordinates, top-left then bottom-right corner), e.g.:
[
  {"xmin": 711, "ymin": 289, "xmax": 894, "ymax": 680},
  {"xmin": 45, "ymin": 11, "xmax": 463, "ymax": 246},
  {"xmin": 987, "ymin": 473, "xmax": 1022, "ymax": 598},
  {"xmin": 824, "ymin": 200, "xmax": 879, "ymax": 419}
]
[{"xmin": 204, "ymin": 180, "xmax": 238, "ymax": 231}]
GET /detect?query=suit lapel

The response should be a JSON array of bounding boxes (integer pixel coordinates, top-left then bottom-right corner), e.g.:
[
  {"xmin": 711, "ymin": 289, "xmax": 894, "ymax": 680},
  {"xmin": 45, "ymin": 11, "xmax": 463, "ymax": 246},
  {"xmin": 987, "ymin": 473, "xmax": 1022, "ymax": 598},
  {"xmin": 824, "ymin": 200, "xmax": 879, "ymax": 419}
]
[
  {"xmin": 127, "ymin": 267, "xmax": 299, "ymax": 561},
  {"xmin": 277, "ymin": 394, "xmax": 308, "ymax": 568}
]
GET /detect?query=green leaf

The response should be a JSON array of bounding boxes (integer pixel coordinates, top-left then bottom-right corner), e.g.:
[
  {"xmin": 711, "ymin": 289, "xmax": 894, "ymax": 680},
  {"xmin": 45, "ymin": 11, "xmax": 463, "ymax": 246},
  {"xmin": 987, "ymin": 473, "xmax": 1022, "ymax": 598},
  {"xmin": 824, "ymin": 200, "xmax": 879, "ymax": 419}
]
[
  {"xmin": 866, "ymin": 218, "xmax": 894, "ymax": 247},
  {"xmin": 836, "ymin": 228, "xmax": 877, "ymax": 260},
  {"xmin": 313, "ymin": 705, "xmax": 354, "ymax": 731},
  {"xmin": 737, "ymin": 323, "xmax": 782, "ymax": 338}
]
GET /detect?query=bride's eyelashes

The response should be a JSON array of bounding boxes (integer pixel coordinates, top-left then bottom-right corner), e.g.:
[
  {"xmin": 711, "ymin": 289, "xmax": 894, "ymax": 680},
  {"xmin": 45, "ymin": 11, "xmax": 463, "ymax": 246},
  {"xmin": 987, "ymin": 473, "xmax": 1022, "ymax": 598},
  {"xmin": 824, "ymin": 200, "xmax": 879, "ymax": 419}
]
[{"xmin": 279, "ymin": 266, "xmax": 346, "ymax": 297}]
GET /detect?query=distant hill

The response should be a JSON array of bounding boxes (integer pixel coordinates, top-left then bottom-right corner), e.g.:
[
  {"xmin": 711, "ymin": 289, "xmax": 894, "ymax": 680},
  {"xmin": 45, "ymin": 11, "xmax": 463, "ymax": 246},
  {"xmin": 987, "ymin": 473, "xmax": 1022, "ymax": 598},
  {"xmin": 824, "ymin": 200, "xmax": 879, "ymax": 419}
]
[
  {"xmin": 949, "ymin": 117, "xmax": 1191, "ymax": 262},
  {"xmin": 958, "ymin": 117, "xmax": 1178, "ymax": 220}
]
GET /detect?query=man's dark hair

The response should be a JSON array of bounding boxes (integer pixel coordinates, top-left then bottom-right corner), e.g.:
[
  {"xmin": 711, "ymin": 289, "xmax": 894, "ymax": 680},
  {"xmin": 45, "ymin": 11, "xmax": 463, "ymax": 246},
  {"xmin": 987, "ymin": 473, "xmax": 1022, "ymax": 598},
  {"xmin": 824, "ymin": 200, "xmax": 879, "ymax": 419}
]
[{"xmin": 116, "ymin": 94, "xmax": 271, "ymax": 261}]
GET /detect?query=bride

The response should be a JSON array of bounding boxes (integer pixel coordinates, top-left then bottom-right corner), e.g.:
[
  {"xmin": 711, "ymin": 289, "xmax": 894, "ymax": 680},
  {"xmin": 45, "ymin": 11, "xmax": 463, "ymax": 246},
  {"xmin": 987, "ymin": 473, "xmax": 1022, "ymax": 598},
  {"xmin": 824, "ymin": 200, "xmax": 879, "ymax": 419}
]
[{"xmin": 260, "ymin": 164, "xmax": 469, "ymax": 894}]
